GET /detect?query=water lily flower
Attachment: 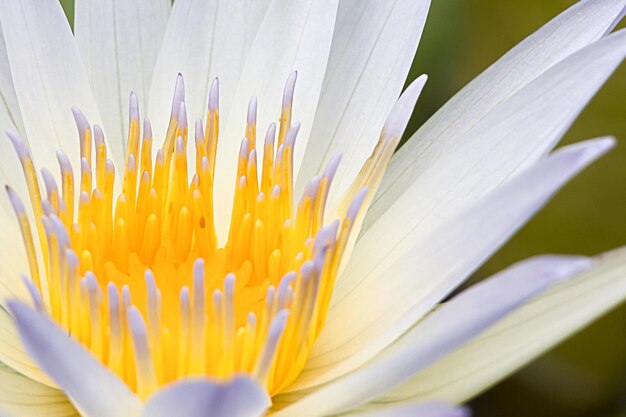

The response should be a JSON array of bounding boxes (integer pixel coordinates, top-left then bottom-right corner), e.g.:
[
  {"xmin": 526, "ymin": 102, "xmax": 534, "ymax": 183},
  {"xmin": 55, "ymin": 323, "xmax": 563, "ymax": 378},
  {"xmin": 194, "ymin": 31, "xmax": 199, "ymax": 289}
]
[{"xmin": 0, "ymin": 0, "xmax": 626, "ymax": 416}]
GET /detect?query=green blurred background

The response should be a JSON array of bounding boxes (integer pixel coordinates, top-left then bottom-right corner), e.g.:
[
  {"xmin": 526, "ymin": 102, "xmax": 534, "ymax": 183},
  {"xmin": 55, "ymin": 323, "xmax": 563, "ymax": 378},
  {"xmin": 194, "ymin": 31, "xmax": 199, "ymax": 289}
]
[{"xmin": 59, "ymin": 0, "xmax": 626, "ymax": 416}]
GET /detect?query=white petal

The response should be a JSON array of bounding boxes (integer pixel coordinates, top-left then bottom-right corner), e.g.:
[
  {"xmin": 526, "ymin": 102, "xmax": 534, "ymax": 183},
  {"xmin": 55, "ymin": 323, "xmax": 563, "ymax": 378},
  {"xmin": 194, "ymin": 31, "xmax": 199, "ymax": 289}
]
[
  {"xmin": 275, "ymin": 255, "xmax": 592, "ymax": 416},
  {"xmin": 0, "ymin": 0, "xmax": 108, "ymax": 169},
  {"xmin": 214, "ymin": 0, "xmax": 338, "ymax": 240},
  {"xmin": 7, "ymin": 301, "xmax": 142, "ymax": 417},
  {"xmin": 372, "ymin": 0, "xmax": 626, "ymax": 225},
  {"xmin": 0, "ymin": 23, "xmax": 28, "ymax": 205},
  {"xmin": 0, "ymin": 307, "xmax": 52, "ymax": 387},
  {"xmin": 366, "ymin": 26, "xmax": 626, "ymax": 246},
  {"xmin": 289, "ymin": 137, "xmax": 614, "ymax": 391},
  {"xmin": 0, "ymin": 360, "xmax": 77, "ymax": 417},
  {"xmin": 309, "ymin": 26, "xmax": 626, "ymax": 387},
  {"xmin": 0, "ymin": 205, "xmax": 29, "ymax": 307},
  {"xmin": 369, "ymin": 246, "xmax": 626, "ymax": 406},
  {"xmin": 148, "ymin": 0, "xmax": 271, "ymax": 144},
  {"xmin": 0, "ymin": 25, "xmax": 33, "ymax": 310},
  {"xmin": 75, "ymin": 0, "xmax": 171, "ymax": 152},
  {"xmin": 345, "ymin": 402, "xmax": 468, "ymax": 417},
  {"xmin": 0, "ymin": 165, "xmax": 37, "ymax": 324},
  {"xmin": 334, "ymin": 30, "xmax": 626, "ymax": 365},
  {"xmin": 295, "ymin": 0, "xmax": 430, "ymax": 199},
  {"xmin": 329, "ymin": 76, "xmax": 427, "ymax": 268},
  {"xmin": 142, "ymin": 376, "xmax": 270, "ymax": 417},
  {"xmin": 317, "ymin": 28, "xmax": 626, "ymax": 383},
  {"xmin": 0, "ymin": 26, "xmax": 23, "ymax": 136}
]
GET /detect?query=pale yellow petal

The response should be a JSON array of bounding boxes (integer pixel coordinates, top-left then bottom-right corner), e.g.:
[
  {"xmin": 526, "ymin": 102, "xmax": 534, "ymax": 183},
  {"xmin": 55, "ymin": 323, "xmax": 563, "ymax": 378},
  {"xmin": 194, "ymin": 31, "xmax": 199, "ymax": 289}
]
[
  {"xmin": 361, "ymin": 246, "xmax": 626, "ymax": 409},
  {"xmin": 0, "ymin": 307, "xmax": 53, "ymax": 387},
  {"xmin": 291, "ymin": 138, "xmax": 612, "ymax": 391},
  {"xmin": 0, "ymin": 361, "xmax": 77, "ymax": 417}
]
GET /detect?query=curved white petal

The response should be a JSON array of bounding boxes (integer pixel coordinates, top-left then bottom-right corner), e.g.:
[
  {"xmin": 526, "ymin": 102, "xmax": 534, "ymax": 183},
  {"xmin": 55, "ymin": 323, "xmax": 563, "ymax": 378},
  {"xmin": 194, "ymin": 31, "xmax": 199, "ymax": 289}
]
[
  {"xmin": 0, "ymin": 24, "xmax": 33, "ymax": 309},
  {"xmin": 75, "ymin": 0, "xmax": 171, "ymax": 152},
  {"xmin": 371, "ymin": 0, "xmax": 626, "ymax": 224},
  {"xmin": 0, "ymin": 361, "xmax": 77, "ymax": 417},
  {"xmin": 0, "ymin": 26, "xmax": 23, "ymax": 136},
  {"xmin": 367, "ymin": 246, "xmax": 626, "ymax": 406},
  {"xmin": 296, "ymin": 0, "xmax": 430, "ymax": 199},
  {"xmin": 0, "ymin": 151, "xmax": 36, "ymax": 312},
  {"xmin": 289, "ymin": 137, "xmax": 613, "ymax": 391},
  {"xmin": 330, "ymin": 75, "xmax": 427, "ymax": 268},
  {"xmin": 141, "ymin": 376, "xmax": 270, "ymax": 417},
  {"xmin": 7, "ymin": 301, "xmax": 142, "ymax": 417},
  {"xmin": 364, "ymin": 25, "xmax": 626, "ymax": 249},
  {"xmin": 308, "ymin": 26, "xmax": 626, "ymax": 388},
  {"xmin": 0, "ymin": 0, "xmax": 108, "ymax": 169},
  {"xmin": 0, "ymin": 307, "xmax": 52, "ymax": 387},
  {"xmin": 0, "ymin": 205, "xmax": 29, "ymax": 307},
  {"xmin": 0, "ymin": 23, "xmax": 28, "ymax": 220},
  {"xmin": 345, "ymin": 402, "xmax": 469, "ymax": 417},
  {"xmin": 330, "ymin": 31, "xmax": 626, "ymax": 374},
  {"xmin": 275, "ymin": 255, "xmax": 592, "ymax": 416},
  {"xmin": 214, "ymin": 0, "xmax": 338, "ymax": 241},
  {"xmin": 148, "ymin": 0, "xmax": 271, "ymax": 144}
]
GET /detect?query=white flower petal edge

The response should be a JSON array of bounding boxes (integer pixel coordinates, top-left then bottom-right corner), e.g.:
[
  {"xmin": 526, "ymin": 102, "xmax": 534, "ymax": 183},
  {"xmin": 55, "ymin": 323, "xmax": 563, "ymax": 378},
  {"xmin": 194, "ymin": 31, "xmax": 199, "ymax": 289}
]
[
  {"xmin": 214, "ymin": 0, "xmax": 338, "ymax": 240},
  {"xmin": 0, "ymin": 360, "xmax": 76, "ymax": 417},
  {"xmin": 0, "ymin": 0, "xmax": 109, "ymax": 169},
  {"xmin": 0, "ymin": 13, "xmax": 42, "ymax": 310},
  {"xmin": 75, "ymin": 0, "xmax": 171, "ymax": 146},
  {"xmin": 0, "ymin": 28, "xmax": 23, "ymax": 136},
  {"xmin": 362, "ymin": 27, "xmax": 626, "ymax": 254},
  {"xmin": 352, "ymin": 24, "xmax": 626, "ymax": 297},
  {"xmin": 274, "ymin": 255, "xmax": 593, "ymax": 417},
  {"xmin": 0, "ymin": 27, "xmax": 27, "ymax": 197},
  {"xmin": 148, "ymin": 0, "xmax": 271, "ymax": 144},
  {"xmin": 141, "ymin": 377, "xmax": 269, "ymax": 417},
  {"xmin": 336, "ymin": 75, "xmax": 427, "ymax": 263},
  {"xmin": 346, "ymin": 402, "xmax": 469, "ymax": 417},
  {"xmin": 290, "ymin": 136, "xmax": 615, "ymax": 391},
  {"xmin": 0, "ymin": 307, "xmax": 52, "ymax": 388},
  {"xmin": 310, "ymin": 25, "xmax": 626, "ymax": 383},
  {"xmin": 296, "ymin": 0, "xmax": 430, "ymax": 201},
  {"xmin": 0, "ymin": 0, "xmax": 112, "ymax": 312},
  {"xmin": 371, "ymin": 0, "xmax": 626, "ymax": 223},
  {"xmin": 363, "ymin": 246, "xmax": 626, "ymax": 409},
  {"xmin": 0, "ymin": 197, "xmax": 28, "ymax": 305},
  {"xmin": 7, "ymin": 301, "xmax": 142, "ymax": 417}
]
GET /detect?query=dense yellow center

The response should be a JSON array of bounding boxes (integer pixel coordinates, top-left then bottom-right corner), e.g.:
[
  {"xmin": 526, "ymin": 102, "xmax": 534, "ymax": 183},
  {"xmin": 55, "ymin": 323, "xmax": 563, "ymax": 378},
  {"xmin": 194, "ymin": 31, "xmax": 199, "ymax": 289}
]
[{"xmin": 7, "ymin": 74, "xmax": 396, "ymax": 399}]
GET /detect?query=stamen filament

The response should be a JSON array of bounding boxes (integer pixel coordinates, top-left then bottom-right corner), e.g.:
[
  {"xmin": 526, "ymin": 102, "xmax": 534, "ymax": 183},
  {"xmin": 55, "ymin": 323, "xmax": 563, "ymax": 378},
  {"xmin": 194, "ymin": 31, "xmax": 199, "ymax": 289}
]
[{"xmin": 7, "ymin": 73, "xmax": 398, "ymax": 398}]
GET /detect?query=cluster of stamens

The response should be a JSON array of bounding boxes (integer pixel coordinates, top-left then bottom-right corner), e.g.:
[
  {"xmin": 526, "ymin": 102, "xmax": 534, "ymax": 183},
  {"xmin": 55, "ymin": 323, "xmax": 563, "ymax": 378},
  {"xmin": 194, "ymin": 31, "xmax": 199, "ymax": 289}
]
[{"xmin": 6, "ymin": 72, "xmax": 398, "ymax": 399}]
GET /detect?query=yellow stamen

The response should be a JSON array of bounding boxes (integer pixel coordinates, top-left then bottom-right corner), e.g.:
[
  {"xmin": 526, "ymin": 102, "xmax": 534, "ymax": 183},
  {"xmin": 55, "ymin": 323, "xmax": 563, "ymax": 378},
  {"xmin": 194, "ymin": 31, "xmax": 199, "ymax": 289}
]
[{"xmin": 8, "ymin": 73, "xmax": 399, "ymax": 399}]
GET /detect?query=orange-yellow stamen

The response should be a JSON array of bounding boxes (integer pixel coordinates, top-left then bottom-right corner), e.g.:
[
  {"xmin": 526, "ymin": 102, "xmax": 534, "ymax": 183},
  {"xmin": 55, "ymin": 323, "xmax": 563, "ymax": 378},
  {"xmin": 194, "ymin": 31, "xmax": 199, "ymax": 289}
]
[{"xmin": 7, "ymin": 73, "xmax": 398, "ymax": 399}]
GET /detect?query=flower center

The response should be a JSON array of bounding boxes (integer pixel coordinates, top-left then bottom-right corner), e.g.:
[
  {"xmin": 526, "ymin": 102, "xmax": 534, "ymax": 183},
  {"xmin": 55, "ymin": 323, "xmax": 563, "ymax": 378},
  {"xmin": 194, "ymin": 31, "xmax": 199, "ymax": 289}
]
[{"xmin": 7, "ymin": 73, "xmax": 396, "ymax": 399}]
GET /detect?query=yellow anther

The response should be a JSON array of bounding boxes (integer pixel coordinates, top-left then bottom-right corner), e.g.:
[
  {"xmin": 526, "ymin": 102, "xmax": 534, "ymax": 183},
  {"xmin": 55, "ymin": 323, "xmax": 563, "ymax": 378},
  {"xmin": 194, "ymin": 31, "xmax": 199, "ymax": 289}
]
[{"xmin": 7, "ymin": 74, "xmax": 391, "ymax": 398}]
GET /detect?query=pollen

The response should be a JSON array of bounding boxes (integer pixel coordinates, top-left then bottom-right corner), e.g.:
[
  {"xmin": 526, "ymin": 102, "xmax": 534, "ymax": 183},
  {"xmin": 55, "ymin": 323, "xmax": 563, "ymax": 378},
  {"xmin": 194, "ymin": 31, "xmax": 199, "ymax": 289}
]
[{"xmin": 6, "ymin": 73, "xmax": 398, "ymax": 399}]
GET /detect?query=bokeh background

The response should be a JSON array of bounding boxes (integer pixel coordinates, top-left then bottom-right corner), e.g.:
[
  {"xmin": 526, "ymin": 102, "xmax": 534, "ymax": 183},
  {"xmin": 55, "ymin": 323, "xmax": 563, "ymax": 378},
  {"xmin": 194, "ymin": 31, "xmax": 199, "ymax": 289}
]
[{"xmin": 58, "ymin": 1, "xmax": 626, "ymax": 416}]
